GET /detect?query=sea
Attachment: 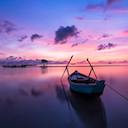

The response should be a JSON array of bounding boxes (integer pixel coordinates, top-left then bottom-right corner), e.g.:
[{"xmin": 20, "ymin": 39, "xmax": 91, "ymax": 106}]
[{"xmin": 0, "ymin": 65, "xmax": 128, "ymax": 128}]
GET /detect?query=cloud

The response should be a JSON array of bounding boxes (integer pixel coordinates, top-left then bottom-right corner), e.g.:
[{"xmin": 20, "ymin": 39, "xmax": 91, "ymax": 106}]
[
  {"xmin": 0, "ymin": 20, "xmax": 17, "ymax": 34},
  {"xmin": 18, "ymin": 35, "xmax": 28, "ymax": 42},
  {"xmin": 71, "ymin": 39, "xmax": 88, "ymax": 47},
  {"xmin": 75, "ymin": 17, "xmax": 84, "ymax": 20},
  {"xmin": 106, "ymin": 0, "xmax": 121, "ymax": 6},
  {"xmin": 86, "ymin": 4, "xmax": 103, "ymax": 11},
  {"xmin": 86, "ymin": 0, "xmax": 121, "ymax": 12},
  {"xmin": 31, "ymin": 34, "xmax": 43, "ymax": 42},
  {"xmin": 71, "ymin": 43, "xmax": 78, "ymax": 47},
  {"xmin": 55, "ymin": 25, "xmax": 79, "ymax": 44},
  {"xmin": 102, "ymin": 34, "xmax": 111, "ymax": 38},
  {"xmin": 98, "ymin": 34, "xmax": 111, "ymax": 40},
  {"xmin": 97, "ymin": 43, "xmax": 116, "ymax": 50}
]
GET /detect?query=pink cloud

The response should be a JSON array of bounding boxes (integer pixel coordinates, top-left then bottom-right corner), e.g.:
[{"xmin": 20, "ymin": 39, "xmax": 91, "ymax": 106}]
[{"xmin": 71, "ymin": 43, "xmax": 78, "ymax": 47}]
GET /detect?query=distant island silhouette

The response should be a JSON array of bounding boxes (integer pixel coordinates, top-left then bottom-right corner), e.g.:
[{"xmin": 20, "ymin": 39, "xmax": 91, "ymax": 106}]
[{"xmin": 0, "ymin": 56, "xmax": 128, "ymax": 68}]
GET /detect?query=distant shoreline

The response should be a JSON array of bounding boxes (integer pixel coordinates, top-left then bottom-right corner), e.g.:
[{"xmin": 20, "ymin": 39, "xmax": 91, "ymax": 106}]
[
  {"xmin": 1, "ymin": 64, "xmax": 128, "ymax": 68},
  {"xmin": 39, "ymin": 64, "xmax": 128, "ymax": 67}
]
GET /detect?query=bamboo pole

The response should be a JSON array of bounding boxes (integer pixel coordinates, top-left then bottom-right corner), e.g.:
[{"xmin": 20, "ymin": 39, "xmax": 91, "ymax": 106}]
[
  {"xmin": 61, "ymin": 55, "xmax": 73, "ymax": 79},
  {"xmin": 87, "ymin": 58, "xmax": 97, "ymax": 79}
]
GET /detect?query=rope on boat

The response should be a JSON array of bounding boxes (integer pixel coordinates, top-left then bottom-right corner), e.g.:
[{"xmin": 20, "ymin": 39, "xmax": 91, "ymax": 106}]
[{"xmin": 106, "ymin": 84, "xmax": 128, "ymax": 102}]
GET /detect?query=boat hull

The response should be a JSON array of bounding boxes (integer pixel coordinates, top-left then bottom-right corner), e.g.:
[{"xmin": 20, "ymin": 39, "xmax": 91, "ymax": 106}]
[{"xmin": 68, "ymin": 71, "xmax": 105, "ymax": 96}]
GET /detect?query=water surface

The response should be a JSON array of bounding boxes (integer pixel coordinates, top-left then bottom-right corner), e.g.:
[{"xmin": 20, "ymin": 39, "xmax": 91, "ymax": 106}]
[{"xmin": 0, "ymin": 66, "xmax": 128, "ymax": 128}]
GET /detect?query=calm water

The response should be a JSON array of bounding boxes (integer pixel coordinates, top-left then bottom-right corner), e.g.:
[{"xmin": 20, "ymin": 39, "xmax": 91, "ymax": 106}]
[{"xmin": 0, "ymin": 66, "xmax": 128, "ymax": 128}]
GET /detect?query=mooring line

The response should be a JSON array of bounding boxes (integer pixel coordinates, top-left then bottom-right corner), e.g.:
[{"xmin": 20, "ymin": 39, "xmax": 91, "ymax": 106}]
[{"xmin": 106, "ymin": 84, "xmax": 128, "ymax": 102}]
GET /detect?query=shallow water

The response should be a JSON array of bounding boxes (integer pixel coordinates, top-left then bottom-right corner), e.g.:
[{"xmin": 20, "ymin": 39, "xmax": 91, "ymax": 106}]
[{"xmin": 0, "ymin": 66, "xmax": 128, "ymax": 128}]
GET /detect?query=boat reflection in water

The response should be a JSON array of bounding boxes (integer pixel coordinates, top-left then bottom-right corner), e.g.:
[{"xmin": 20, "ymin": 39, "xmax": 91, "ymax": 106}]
[
  {"xmin": 55, "ymin": 85, "xmax": 107, "ymax": 128},
  {"xmin": 69, "ymin": 92, "xmax": 107, "ymax": 128}
]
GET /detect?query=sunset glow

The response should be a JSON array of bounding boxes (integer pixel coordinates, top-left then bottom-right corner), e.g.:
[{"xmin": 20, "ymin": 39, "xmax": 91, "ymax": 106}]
[{"xmin": 0, "ymin": 0, "xmax": 128, "ymax": 62}]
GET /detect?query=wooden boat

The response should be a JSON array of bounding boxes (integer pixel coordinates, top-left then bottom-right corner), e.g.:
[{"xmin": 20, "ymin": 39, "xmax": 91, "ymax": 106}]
[
  {"xmin": 61, "ymin": 56, "xmax": 106, "ymax": 96},
  {"xmin": 68, "ymin": 71, "xmax": 105, "ymax": 95}
]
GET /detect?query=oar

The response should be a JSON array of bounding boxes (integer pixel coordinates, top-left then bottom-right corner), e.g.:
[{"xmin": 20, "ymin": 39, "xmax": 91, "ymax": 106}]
[
  {"xmin": 87, "ymin": 58, "xmax": 97, "ymax": 79},
  {"xmin": 61, "ymin": 55, "xmax": 73, "ymax": 79}
]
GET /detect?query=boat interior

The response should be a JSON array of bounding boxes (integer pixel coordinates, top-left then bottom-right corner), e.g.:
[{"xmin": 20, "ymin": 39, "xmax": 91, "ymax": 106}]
[{"xmin": 69, "ymin": 71, "xmax": 96, "ymax": 84}]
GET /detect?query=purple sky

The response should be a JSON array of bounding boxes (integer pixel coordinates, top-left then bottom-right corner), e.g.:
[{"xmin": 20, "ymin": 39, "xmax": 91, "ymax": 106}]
[{"xmin": 0, "ymin": 0, "xmax": 128, "ymax": 62}]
